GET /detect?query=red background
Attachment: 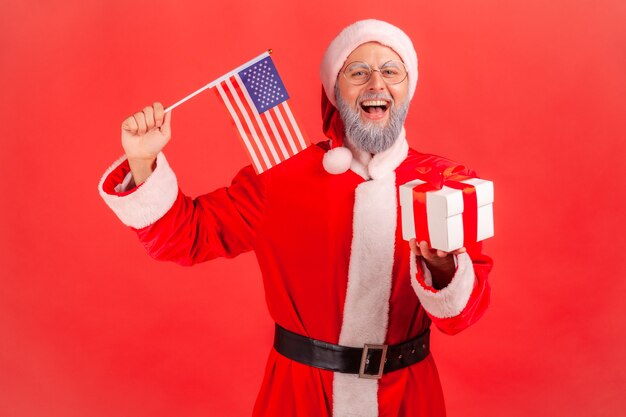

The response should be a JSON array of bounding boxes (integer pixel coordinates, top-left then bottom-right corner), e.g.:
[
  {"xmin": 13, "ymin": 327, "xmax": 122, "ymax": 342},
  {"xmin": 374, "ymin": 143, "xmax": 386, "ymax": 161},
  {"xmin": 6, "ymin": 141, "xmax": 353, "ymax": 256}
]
[{"xmin": 1, "ymin": 1, "xmax": 625, "ymax": 416}]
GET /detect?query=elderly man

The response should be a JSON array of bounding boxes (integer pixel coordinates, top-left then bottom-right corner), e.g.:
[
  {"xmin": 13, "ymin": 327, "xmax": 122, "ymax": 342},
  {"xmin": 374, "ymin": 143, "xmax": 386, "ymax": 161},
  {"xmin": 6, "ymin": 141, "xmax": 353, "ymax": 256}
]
[{"xmin": 100, "ymin": 19, "xmax": 492, "ymax": 417}]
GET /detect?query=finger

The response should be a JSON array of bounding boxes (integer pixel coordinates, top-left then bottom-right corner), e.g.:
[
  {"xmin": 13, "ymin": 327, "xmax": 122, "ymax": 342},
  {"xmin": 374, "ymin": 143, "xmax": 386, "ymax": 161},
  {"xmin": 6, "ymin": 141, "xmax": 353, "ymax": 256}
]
[
  {"xmin": 453, "ymin": 247, "xmax": 467, "ymax": 255},
  {"xmin": 419, "ymin": 241, "xmax": 434, "ymax": 261},
  {"xmin": 409, "ymin": 239, "xmax": 421, "ymax": 256},
  {"xmin": 134, "ymin": 112, "xmax": 147, "ymax": 135},
  {"xmin": 143, "ymin": 106, "xmax": 155, "ymax": 130},
  {"xmin": 436, "ymin": 249, "xmax": 448, "ymax": 258},
  {"xmin": 153, "ymin": 102, "xmax": 164, "ymax": 128},
  {"xmin": 121, "ymin": 115, "xmax": 138, "ymax": 134}
]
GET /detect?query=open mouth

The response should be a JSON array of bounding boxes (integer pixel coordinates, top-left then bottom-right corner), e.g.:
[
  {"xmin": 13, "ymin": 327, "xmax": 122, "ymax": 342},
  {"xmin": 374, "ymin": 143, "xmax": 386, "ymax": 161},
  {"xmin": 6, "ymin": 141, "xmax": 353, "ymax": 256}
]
[{"xmin": 360, "ymin": 99, "xmax": 390, "ymax": 117}]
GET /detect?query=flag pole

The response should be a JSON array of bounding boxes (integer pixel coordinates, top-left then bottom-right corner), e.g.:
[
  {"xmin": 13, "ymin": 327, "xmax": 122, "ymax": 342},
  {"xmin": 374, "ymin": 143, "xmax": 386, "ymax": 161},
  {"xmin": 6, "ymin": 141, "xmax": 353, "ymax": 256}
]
[{"xmin": 164, "ymin": 49, "xmax": 273, "ymax": 113}]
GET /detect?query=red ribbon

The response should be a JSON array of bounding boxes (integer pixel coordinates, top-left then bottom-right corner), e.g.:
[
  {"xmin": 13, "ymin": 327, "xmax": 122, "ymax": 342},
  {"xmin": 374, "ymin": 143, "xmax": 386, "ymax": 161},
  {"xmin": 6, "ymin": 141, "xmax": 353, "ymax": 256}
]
[
  {"xmin": 411, "ymin": 181, "xmax": 437, "ymax": 244},
  {"xmin": 410, "ymin": 165, "xmax": 479, "ymax": 249}
]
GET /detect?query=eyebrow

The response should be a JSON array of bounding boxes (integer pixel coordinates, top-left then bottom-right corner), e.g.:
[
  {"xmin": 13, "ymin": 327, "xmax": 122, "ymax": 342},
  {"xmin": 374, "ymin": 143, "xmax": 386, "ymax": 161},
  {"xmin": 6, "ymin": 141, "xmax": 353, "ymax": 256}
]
[
  {"xmin": 345, "ymin": 60, "xmax": 402, "ymax": 69},
  {"xmin": 345, "ymin": 62, "xmax": 370, "ymax": 69}
]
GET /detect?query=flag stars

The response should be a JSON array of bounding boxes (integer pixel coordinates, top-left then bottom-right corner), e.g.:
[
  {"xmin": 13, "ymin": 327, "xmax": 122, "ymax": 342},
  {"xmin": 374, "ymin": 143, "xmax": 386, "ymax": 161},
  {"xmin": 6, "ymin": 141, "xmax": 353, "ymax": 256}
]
[{"xmin": 238, "ymin": 57, "xmax": 289, "ymax": 112}]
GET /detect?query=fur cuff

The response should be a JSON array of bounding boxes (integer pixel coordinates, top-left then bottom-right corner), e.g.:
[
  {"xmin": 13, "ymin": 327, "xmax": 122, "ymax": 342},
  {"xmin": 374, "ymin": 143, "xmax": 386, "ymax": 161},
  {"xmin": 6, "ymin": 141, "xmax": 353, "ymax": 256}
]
[
  {"xmin": 410, "ymin": 252, "xmax": 475, "ymax": 318},
  {"xmin": 98, "ymin": 153, "xmax": 178, "ymax": 229}
]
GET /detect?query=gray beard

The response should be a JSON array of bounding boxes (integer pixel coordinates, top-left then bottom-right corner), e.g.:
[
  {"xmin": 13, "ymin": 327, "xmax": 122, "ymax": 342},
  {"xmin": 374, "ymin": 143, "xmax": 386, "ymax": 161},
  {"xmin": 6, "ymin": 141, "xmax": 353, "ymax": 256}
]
[{"xmin": 335, "ymin": 88, "xmax": 409, "ymax": 154}]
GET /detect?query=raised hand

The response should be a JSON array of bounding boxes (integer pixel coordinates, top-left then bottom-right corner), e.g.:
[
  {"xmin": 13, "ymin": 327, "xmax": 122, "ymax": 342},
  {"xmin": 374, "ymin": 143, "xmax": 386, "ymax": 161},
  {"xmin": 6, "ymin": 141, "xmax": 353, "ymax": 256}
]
[{"xmin": 120, "ymin": 102, "xmax": 172, "ymax": 185}]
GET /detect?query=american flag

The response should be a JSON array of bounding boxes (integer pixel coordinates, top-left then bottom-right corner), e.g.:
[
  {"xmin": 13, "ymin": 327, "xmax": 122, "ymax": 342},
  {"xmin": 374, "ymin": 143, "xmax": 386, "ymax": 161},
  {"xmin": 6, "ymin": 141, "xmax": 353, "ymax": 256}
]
[{"xmin": 214, "ymin": 52, "xmax": 308, "ymax": 174}]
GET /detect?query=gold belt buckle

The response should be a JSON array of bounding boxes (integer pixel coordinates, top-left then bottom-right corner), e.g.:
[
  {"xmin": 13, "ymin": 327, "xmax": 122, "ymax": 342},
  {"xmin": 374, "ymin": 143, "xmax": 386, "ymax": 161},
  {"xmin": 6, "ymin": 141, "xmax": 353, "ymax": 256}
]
[{"xmin": 359, "ymin": 343, "xmax": 388, "ymax": 379}]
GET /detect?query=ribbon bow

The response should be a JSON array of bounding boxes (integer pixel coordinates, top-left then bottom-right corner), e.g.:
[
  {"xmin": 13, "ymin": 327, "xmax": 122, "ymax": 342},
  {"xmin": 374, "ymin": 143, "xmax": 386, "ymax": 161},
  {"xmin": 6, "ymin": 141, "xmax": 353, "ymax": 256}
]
[
  {"xmin": 410, "ymin": 164, "xmax": 479, "ymax": 249},
  {"xmin": 413, "ymin": 164, "xmax": 471, "ymax": 190}
]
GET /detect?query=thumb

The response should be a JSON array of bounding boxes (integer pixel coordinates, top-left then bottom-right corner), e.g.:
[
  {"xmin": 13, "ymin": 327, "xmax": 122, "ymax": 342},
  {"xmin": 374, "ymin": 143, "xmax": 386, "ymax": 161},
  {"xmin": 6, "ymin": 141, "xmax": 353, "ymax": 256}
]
[{"xmin": 161, "ymin": 110, "xmax": 172, "ymax": 134}]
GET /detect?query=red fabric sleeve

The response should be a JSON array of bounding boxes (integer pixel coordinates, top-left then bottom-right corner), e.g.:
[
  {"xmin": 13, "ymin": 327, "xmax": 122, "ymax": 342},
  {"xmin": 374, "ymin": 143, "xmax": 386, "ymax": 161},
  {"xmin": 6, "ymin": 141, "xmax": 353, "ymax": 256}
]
[{"xmin": 134, "ymin": 165, "xmax": 265, "ymax": 265}]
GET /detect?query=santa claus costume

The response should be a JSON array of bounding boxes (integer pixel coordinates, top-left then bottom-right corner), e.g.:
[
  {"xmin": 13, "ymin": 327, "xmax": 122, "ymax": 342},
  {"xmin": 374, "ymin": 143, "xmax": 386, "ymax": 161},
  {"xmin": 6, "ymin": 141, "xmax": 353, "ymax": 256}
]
[{"xmin": 99, "ymin": 19, "xmax": 492, "ymax": 417}]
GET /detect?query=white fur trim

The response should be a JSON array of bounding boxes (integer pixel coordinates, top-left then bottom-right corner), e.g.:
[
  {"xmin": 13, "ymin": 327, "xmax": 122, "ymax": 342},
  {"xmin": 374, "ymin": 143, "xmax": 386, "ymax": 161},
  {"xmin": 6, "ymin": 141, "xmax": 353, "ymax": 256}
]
[
  {"xmin": 410, "ymin": 251, "xmax": 476, "ymax": 318},
  {"xmin": 333, "ymin": 173, "xmax": 397, "ymax": 417},
  {"xmin": 98, "ymin": 152, "xmax": 178, "ymax": 229},
  {"xmin": 348, "ymin": 147, "xmax": 371, "ymax": 180},
  {"xmin": 321, "ymin": 19, "xmax": 418, "ymax": 107},
  {"xmin": 323, "ymin": 146, "xmax": 353, "ymax": 174},
  {"xmin": 333, "ymin": 376, "xmax": 379, "ymax": 417}
]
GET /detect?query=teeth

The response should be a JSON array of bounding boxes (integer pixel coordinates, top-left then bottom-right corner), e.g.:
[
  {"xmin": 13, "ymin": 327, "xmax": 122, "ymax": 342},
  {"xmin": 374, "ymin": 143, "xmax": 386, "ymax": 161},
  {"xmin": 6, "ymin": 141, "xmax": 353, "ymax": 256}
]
[{"xmin": 361, "ymin": 100, "xmax": 388, "ymax": 107}]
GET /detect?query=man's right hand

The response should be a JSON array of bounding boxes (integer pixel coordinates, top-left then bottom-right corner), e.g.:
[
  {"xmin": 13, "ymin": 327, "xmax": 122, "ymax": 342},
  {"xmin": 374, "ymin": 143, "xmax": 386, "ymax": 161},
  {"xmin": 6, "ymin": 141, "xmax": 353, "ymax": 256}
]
[{"xmin": 121, "ymin": 102, "xmax": 172, "ymax": 185}]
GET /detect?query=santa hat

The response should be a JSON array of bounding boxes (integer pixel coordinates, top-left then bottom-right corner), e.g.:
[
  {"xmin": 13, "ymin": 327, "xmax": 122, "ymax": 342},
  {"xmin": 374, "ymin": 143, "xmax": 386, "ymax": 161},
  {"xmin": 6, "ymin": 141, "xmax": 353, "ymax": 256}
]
[{"xmin": 319, "ymin": 19, "xmax": 419, "ymax": 175}]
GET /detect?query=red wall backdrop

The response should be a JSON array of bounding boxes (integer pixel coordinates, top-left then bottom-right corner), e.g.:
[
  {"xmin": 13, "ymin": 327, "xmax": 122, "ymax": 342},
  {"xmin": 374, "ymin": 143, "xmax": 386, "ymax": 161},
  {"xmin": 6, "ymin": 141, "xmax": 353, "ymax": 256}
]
[{"xmin": 1, "ymin": 1, "xmax": 625, "ymax": 416}]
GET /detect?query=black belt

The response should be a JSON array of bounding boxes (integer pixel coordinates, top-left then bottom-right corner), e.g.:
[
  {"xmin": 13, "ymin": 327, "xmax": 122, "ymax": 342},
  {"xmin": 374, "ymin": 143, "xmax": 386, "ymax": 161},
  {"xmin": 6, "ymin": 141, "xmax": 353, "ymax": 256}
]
[{"xmin": 273, "ymin": 324, "xmax": 430, "ymax": 379}]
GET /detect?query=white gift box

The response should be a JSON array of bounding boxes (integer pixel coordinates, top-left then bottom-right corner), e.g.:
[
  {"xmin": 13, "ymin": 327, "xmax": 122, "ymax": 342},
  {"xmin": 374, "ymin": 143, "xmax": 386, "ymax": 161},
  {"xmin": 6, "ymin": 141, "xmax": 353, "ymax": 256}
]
[{"xmin": 399, "ymin": 177, "xmax": 494, "ymax": 252}]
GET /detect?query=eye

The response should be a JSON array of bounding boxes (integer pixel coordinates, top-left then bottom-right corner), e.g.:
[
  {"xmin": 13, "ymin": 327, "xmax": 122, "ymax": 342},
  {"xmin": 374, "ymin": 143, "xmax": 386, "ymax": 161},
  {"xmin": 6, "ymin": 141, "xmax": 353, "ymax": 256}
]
[
  {"xmin": 381, "ymin": 68, "xmax": 400, "ymax": 77},
  {"xmin": 347, "ymin": 69, "xmax": 371, "ymax": 82},
  {"xmin": 345, "ymin": 62, "xmax": 371, "ymax": 79}
]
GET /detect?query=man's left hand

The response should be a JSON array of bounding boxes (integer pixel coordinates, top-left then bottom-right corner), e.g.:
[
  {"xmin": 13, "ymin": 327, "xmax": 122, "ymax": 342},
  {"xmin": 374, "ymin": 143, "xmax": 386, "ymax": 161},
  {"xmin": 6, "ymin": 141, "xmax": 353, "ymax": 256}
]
[{"xmin": 409, "ymin": 239, "xmax": 466, "ymax": 289}]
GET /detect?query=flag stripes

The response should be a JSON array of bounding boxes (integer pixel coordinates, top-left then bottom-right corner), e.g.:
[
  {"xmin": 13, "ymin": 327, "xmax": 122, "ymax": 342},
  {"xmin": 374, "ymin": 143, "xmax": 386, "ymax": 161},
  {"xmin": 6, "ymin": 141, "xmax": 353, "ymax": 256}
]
[
  {"xmin": 234, "ymin": 75, "xmax": 283, "ymax": 164},
  {"xmin": 224, "ymin": 77, "xmax": 273, "ymax": 168},
  {"xmin": 261, "ymin": 109, "xmax": 290, "ymax": 160},
  {"xmin": 215, "ymin": 83, "xmax": 264, "ymax": 173},
  {"xmin": 213, "ymin": 57, "xmax": 308, "ymax": 174},
  {"xmin": 281, "ymin": 102, "xmax": 307, "ymax": 150}
]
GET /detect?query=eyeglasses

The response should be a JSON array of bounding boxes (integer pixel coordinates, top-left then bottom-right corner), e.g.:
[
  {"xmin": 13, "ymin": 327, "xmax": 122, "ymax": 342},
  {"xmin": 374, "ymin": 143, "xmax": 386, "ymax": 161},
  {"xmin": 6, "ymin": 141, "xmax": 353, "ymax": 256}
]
[{"xmin": 341, "ymin": 60, "xmax": 408, "ymax": 86}]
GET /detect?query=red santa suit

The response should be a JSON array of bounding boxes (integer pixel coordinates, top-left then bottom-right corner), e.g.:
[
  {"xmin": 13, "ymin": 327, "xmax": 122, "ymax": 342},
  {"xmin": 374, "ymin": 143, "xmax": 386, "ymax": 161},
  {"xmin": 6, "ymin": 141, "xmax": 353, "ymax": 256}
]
[
  {"xmin": 100, "ymin": 18, "xmax": 492, "ymax": 417},
  {"xmin": 99, "ymin": 125, "xmax": 492, "ymax": 416}
]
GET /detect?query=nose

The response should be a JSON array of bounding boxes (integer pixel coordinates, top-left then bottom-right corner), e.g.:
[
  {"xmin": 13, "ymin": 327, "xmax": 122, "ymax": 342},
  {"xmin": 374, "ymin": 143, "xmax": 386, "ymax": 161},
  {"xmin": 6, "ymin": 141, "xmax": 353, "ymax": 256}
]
[{"xmin": 366, "ymin": 70, "xmax": 387, "ymax": 91}]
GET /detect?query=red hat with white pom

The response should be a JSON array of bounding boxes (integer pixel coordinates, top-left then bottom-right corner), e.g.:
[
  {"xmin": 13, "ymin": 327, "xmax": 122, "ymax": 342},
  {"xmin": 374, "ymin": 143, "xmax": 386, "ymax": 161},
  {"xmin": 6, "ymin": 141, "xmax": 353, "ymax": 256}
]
[{"xmin": 319, "ymin": 19, "xmax": 419, "ymax": 174}]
